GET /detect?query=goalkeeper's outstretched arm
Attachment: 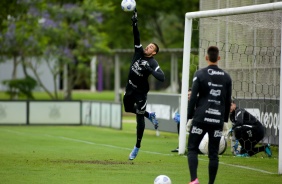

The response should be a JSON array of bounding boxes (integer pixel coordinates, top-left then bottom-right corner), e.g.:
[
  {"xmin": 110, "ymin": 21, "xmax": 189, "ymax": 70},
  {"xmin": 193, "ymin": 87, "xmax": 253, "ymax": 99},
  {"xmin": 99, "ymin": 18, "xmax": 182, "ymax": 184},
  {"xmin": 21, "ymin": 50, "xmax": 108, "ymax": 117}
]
[{"xmin": 132, "ymin": 9, "xmax": 140, "ymax": 47}]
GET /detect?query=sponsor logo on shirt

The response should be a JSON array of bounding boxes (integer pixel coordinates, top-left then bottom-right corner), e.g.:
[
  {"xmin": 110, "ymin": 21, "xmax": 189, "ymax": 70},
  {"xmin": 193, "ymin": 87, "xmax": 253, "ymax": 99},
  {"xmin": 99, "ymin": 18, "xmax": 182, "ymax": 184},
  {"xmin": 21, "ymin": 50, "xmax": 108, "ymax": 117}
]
[
  {"xmin": 208, "ymin": 99, "xmax": 221, "ymax": 105},
  {"xmin": 208, "ymin": 82, "xmax": 223, "ymax": 87},
  {"xmin": 214, "ymin": 130, "xmax": 222, "ymax": 137},
  {"xmin": 204, "ymin": 118, "xmax": 220, "ymax": 123},
  {"xmin": 207, "ymin": 69, "xmax": 224, "ymax": 75},
  {"xmin": 191, "ymin": 126, "xmax": 203, "ymax": 135},
  {"xmin": 210, "ymin": 89, "xmax": 221, "ymax": 96},
  {"xmin": 131, "ymin": 59, "xmax": 143, "ymax": 77},
  {"xmin": 205, "ymin": 108, "xmax": 221, "ymax": 115}
]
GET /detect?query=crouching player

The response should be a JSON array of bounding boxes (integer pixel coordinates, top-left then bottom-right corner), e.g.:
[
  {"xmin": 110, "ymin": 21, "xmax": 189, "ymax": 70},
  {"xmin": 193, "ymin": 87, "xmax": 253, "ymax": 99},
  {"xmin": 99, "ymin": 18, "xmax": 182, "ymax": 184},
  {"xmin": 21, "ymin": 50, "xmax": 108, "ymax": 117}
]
[{"xmin": 229, "ymin": 100, "xmax": 272, "ymax": 157}]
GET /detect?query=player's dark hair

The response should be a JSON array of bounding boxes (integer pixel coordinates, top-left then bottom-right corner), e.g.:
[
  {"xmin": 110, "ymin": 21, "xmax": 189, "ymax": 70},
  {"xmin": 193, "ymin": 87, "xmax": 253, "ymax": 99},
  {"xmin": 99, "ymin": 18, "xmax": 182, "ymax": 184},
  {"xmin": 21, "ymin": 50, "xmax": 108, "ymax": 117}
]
[
  {"xmin": 231, "ymin": 97, "xmax": 236, "ymax": 103},
  {"xmin": 152, "ymin": 42, "xmax": 159, "ymax": 54},
  {"xmin": 207, "ymin": 46, "xmax": 219, "ymax": 62}
]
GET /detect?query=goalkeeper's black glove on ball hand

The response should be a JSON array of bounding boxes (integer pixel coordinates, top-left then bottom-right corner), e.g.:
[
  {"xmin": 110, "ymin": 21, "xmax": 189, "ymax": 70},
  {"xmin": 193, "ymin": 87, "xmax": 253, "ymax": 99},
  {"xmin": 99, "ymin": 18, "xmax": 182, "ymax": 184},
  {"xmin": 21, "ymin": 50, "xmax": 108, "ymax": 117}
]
[{"xmin": 131, "ymin": 8, "xmax": 138, "ymax": 25}]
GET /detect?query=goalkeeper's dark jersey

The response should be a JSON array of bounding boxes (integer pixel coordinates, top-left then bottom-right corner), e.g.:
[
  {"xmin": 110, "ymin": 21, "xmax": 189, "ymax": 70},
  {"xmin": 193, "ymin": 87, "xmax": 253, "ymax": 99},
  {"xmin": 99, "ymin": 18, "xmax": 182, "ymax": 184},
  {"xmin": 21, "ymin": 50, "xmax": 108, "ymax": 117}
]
[
  {"xmin": 188, "ymin": 65, "xmax": 232, "ymax": 127},
  {"xmin": 125, "ymin": 23, "xmax": 165, "ymax": 94},
  {"xmin": 230, "ymin": 107, "xmax": 262, "ymax": 129}
]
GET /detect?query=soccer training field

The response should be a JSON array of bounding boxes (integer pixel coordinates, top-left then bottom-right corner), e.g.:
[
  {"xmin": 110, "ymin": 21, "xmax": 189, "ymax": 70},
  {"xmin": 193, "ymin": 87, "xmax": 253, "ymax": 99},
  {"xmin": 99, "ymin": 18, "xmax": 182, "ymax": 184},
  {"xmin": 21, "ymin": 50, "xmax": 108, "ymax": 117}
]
[{"xmin": 0, "ymin": 120, "xmax": 281, "ymax": 184}]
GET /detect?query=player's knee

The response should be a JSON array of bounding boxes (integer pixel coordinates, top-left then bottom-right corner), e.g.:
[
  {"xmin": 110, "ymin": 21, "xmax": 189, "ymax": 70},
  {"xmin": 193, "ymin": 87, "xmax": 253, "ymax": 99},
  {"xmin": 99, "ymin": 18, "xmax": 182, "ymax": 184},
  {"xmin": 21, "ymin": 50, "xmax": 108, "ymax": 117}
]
[
  {"xmin": 187, "ymin": 150, "xmax": 198, "ymax": 158},
  {"xmin": 187, "ymin": 146, "xmax": 198, "ymax": 154},
  {"xmin": 136, "ymin": 109, "xmax": 145, "ymax": 115},
  {"xmin": 137, "ymin": 120, "xmax": 145, "ymax": 128},
  {"xmin": 136, "ymin": 114, "xmax": 145, "ymax": 125},
  {"xmin": 208, "ymin": 152, "xmax": 219, "ymax": 160}
]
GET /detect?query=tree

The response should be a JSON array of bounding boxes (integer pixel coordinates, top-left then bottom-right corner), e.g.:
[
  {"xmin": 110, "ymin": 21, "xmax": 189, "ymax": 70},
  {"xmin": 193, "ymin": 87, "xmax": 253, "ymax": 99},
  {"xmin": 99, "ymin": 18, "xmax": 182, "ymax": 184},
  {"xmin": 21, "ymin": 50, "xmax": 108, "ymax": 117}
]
[
  {"xmin": 0, "ymin": 0, "xmax": 29, "ymax": 32},
  {"xmin": 0, "ymin": 0, "xmax": 112, "ymax": 99},
  {"xmin": 0, "ymin": 0, "xmax": 200, "ymax": 97},
  {"xmin": 0, "ymin": 1, "xmax": 40, "ymax": 99},
  {"xmin": 97, "ymin": 0, "xmax": 199, "ymax": 49},
  {"xmin": 33, "ymin": 0, "xmax": 112, "ymax": 99}
]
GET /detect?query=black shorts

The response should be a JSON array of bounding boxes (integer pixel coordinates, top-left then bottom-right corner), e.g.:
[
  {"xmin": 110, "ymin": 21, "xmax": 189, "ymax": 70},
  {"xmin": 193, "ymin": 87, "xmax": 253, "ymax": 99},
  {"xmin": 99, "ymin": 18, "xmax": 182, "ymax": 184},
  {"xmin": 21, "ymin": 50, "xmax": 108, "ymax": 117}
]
[
  {"xmin": 188, "ymin": 120, "xmax": 223, "ymax": 157},
  {"xmin": 234, "ymin": 125, "xmax": 265, "ymax": 142},
  {"xmin": 123, "ymin": 87, "xmax": 147, "ymax": 115}
]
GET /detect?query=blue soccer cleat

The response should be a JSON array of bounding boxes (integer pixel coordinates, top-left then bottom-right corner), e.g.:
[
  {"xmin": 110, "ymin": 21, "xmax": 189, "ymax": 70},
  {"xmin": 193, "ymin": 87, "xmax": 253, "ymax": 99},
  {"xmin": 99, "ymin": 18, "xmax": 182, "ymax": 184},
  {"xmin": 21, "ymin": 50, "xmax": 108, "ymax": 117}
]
[
  {"xmin": 148, "ymin": 112, "xmax": 158, "ymax": 129},
  {"xmin": 265, "ymin": 144, "xmax": 272, "ymax": 157},
  {"xmin": 129, "ymin": 146, "xmax": 140, "ymax": 160}
]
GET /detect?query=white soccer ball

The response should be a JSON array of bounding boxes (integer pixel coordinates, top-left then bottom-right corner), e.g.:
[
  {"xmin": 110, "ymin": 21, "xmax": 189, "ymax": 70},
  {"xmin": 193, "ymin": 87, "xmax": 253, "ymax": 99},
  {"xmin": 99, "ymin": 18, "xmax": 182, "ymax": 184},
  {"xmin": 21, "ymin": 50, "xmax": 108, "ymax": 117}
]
[
  {"xmin": 154, "ymin": 175, "xmax": 172, "ymax": 184},
  {"xmin": 198, "ymin": 133, "xmax": 227, "ymax": 155},
  {"xmin": 121, "ymin": 0, "xmax": 136, "ymax": 12}
]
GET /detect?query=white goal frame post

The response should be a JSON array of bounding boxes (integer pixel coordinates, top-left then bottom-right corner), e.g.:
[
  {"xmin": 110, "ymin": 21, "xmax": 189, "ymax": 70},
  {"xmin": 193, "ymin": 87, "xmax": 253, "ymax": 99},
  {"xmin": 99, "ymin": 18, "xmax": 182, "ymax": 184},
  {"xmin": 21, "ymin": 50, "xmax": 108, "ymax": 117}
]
[{"xmin": 178, "ymin": 2, "xmax": 282, "ymax": 174}]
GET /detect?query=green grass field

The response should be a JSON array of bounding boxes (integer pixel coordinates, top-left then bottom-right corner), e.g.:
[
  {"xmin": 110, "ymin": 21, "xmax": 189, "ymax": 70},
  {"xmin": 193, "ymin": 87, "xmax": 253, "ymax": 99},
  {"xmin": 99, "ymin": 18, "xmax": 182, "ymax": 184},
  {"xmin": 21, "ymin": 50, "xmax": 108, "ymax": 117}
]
[{"xmin": 0, "ymin": 119, "xmax": 281, "ymax": 184}]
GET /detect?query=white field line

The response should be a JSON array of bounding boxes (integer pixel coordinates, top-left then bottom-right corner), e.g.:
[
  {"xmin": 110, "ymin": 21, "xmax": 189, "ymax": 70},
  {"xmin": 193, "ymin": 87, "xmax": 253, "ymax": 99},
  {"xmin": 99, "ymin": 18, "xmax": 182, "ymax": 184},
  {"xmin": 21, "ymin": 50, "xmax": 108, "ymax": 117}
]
[{"xmin": 1, "ymin": 128, "xmax": 276, "ymax": 174}]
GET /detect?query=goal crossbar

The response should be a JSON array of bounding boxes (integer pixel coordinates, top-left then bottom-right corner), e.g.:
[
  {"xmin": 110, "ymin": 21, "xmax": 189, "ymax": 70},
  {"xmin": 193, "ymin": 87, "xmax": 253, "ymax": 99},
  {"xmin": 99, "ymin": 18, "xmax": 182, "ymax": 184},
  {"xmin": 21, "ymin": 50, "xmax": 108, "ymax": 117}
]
[
  {"xmin": 186, "ymin": 2, "xmax": 282, "ymax": 19},
  {"xmin": 179, "ymin": 1, "xmax": 282, "ymax": 174}
]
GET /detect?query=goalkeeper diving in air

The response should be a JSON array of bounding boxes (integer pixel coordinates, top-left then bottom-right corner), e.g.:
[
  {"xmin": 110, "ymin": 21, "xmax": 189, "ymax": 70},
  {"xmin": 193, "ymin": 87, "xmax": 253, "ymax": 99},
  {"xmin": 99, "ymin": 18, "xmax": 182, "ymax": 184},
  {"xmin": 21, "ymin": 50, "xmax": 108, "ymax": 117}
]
[
  {"xmin": 123, "ymin": 8, "xmax": 165, "ymax": 160},
  {"xmin": 229, "ymin": 99, "xmax": 272, "ymax": 157}
]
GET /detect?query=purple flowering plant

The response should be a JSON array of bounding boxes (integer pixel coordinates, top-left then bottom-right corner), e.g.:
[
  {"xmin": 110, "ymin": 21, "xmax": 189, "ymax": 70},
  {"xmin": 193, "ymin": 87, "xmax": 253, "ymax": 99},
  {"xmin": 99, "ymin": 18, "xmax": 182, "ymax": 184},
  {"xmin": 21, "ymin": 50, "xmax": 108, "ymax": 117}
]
[{"xmin": 0, "ymin": 0, "xmax": 112, "ymax": 99}]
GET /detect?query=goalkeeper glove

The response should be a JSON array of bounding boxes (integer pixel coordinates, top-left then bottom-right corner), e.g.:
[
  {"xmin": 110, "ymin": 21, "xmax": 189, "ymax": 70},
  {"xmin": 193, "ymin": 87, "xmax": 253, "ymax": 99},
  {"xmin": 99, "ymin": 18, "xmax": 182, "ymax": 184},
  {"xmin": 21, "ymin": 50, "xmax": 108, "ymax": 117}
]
[
  {"xmin": 131, "ymin": 8, "xmax": 138, "ymax": 24},
  {"xmin": 186, "ymin": 119, "xmax": 192, "ymax": 132},
  {"xmin": 173, "ymin": 113, "xmax": 180, "ymax": 124},
  {"xmin": 222, "ymin": 122, "xmax": 229, "ymax": 137}
]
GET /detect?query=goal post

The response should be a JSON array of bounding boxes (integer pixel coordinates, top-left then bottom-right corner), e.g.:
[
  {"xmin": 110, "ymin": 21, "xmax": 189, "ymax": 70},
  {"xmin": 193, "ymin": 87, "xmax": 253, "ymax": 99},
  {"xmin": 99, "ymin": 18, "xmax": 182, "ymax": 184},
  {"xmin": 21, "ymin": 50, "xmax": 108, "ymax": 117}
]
[{"xmin": 178, "ymin": 1, "xmax": 282, "ymax": 174}]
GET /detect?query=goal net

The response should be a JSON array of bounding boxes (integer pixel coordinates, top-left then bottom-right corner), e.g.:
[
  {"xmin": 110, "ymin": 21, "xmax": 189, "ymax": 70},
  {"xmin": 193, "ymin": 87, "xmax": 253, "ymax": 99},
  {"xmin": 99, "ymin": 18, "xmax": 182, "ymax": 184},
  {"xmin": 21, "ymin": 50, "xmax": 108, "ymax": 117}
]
[{"xmin": 178, "ymin": 1, "xmax": 282, "ymax": 174}]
